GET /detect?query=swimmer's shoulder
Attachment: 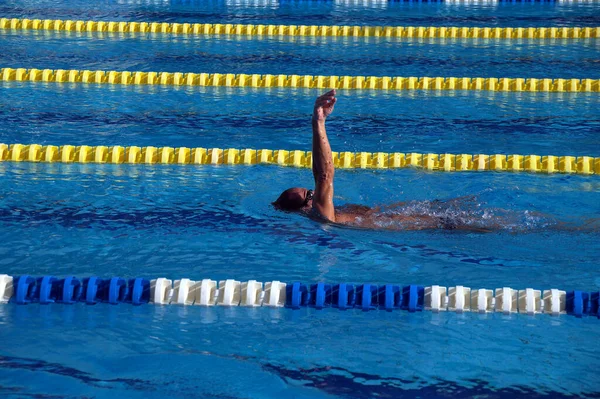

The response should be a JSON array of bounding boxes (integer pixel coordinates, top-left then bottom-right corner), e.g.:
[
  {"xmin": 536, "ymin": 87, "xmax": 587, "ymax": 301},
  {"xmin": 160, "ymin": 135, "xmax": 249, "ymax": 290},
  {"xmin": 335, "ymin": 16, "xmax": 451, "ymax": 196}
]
[
  {"xmin": 334, "ymin": 204, "xmax": 374, "ymax": 224},
  {"xmin": 333, "ymin": 212, "xmax": 359, "ymax": 224},
  {"xmin": 336, "ymin": 204, "xmax": 373, "ymax": 215},
  {"xmin": 307, "ymin": 204, "xmax": 375, "ymax": 226}
]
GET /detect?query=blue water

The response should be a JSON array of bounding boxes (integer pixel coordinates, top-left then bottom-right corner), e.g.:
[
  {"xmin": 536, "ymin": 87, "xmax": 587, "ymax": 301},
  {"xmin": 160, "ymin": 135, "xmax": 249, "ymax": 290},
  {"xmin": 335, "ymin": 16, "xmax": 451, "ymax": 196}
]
[
  {"xmin": 2, "ymin": 30, "xmax": 600, "ymax": 78},
  {"xmin": 0, "ymin": 1, "xmax": 599, "ymax": 398},
  {"xmin": 1, "ymin": 85, "xmax": 599, "ymax": 156},
  {"xmin": 2, "ymin": 0, "xmax": 600, "ymax": 27}
]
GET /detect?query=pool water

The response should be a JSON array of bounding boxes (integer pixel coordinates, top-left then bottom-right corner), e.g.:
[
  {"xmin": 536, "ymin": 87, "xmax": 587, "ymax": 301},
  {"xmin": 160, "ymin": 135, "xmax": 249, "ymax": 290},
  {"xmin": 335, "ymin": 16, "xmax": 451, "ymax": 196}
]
[{"xmin": 0, "ymin": 0, "xmax": 599, "ymax": 398}]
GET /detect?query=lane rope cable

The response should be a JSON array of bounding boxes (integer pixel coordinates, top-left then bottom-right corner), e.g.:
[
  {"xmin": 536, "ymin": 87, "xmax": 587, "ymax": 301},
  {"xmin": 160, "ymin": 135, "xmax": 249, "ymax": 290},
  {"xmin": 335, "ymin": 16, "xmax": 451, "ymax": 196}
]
[
  {"xmin": 0, "ymin": 274, "xmax": 598, "ymax": 319},
  {"xmin": 1, "ymin": 143, "xmax": 598, "ymax": 175},
  {"xmin": 1, "ymin": 18, "xmax": 598, "ymax": 40},
  {"xmin": 2, "ymin": 67, "xmax": 599, "ymax": 92}
]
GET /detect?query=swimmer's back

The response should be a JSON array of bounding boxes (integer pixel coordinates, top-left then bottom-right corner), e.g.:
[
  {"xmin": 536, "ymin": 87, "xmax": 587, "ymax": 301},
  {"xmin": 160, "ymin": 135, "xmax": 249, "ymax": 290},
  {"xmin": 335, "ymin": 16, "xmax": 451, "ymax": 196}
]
[
  {"xmin": 332, "ymin": 204, "xmax": 432, "ymax": 230},
  {"xmin": 332, "ymin": 203, "xmax": 486, "ymax": 231},
  {"xmin": 332, "ymin": 204, "xmax": 371, "ymax": 224}
]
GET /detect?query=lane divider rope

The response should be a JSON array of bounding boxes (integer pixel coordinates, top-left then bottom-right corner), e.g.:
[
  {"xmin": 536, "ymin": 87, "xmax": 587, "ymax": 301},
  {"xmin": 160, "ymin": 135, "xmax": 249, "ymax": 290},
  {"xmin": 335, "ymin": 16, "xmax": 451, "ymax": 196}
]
[
  {"xmin": 0, "ymin": 274, "xmax": 598, "ymax": 319},
  {"xmin": 1, "ymin": 18, "xmax": 598, "ymax": 40},
  {"xmin": 2, "ymin": 67, "xmax": 599, "ymax": 92},
  {"xmin": 1, "ymin": 143, "xmax": 598, "ymax": 175}
]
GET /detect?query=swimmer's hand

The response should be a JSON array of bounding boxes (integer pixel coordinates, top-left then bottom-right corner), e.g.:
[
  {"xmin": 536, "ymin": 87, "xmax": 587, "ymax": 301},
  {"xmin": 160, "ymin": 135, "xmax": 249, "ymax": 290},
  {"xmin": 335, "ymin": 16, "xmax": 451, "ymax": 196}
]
[{"xmin": 313, "ymin": 89, "xmax": 337, "ymax": 122}]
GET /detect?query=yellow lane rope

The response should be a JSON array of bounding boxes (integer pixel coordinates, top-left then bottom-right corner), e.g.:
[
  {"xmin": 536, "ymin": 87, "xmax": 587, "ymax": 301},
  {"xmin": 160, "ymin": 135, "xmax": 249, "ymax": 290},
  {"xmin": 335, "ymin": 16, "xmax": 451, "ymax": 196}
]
[
  {"xmin": 1, "ymin": 144, "xmax": 598, "ymax": 175},
  {"xmin": 1, "ymin": 18, "xmax": 598, "ymax": 40},
  {"xmin": 2, "ymin": 67, "xmax": 599, "ymax": 92}
]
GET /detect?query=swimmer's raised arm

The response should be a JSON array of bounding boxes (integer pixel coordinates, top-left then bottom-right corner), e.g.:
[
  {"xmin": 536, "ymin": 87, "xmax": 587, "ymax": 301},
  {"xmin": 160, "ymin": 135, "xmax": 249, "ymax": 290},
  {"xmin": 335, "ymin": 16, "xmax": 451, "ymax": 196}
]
[{"xmin": 311, "ymin": 89, "xmax": 337, "ymax": 222}]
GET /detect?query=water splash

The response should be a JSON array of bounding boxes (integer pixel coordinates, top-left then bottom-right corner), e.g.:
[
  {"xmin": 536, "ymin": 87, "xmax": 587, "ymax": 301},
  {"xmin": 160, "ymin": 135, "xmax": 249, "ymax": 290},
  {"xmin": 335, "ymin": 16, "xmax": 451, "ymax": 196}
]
[{"xmin": 361, "ymin": 196, "xmax": 557, "ymax": 232}]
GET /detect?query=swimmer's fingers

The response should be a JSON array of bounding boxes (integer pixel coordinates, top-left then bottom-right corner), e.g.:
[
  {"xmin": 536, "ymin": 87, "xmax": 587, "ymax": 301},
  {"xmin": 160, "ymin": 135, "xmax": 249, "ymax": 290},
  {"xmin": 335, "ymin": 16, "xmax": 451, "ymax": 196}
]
[
  {"xmin": 315, "ymin": 96, "xmax": 335, "ymax": 107},
  {"xmin": 315, "ymin": 91, "xmax": 336, "ymax": 104},
  {"xmin": 318, "ymin": 98, "xmax": 336, "ymax": 118},
  {"xmin": 313, "ymin": 90, "xmax": 336, "ymax": 120},
  {"xmin": 319, "ymin": 89, "xmax": 336, "ymax": 99},
  {"xmin": 315, "ymin": 97, "xmax": 336, "ymax": 110},
  {"xmin": 327, "ymin": 97, "xmax": 337, "ymax": 109}
]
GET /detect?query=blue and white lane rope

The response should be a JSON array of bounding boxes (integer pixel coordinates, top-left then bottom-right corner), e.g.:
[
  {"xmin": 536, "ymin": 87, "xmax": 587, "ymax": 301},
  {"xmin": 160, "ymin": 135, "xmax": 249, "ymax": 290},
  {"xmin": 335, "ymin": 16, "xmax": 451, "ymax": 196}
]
[{"xmin": 0, "ymin": 275, "xmax": 598, "ymax": 319}]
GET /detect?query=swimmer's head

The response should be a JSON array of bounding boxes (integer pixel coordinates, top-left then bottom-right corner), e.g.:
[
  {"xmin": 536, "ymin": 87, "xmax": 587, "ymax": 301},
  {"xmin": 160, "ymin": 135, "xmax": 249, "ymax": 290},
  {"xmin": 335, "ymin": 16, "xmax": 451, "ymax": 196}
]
[{"xmin": 273, "ymin": 187, "xmax": 313, "ymax": 213}]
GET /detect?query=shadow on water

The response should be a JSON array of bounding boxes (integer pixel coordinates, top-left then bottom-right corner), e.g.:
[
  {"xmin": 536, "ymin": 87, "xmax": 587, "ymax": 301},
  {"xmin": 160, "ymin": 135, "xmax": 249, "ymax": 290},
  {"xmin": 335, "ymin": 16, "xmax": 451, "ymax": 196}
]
[
  {"xmin": 3, "ymin": 351, "xmax": 598, "ymax": 398},
  {"xmin": 1, "ymin": 194, "xmax": 595, "ymax": 233},
  {"xmin": 0, "ymin": 354, "xmax": 150, "ymax": 390},
  {"xmin": 0, "ymin": 201, "xmax": 360, "ymax": 251},
  {"xmin": 262, "ymin": 363, "xmax": 600, "ymax": 399}
]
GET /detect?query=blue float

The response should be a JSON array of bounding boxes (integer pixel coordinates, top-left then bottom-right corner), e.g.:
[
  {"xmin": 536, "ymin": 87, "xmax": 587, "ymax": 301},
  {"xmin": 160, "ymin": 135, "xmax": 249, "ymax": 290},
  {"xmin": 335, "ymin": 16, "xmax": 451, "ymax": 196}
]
[
  {"xmin": 332, "ymin": 283, "xmax": 356, "ymax": 310},
  {"xmin": 57, "ymin": 277, "xmax": 82, "ymax": 304},
  {"xmin": 356, "ymin": 284, "xmax": 378, "ymax": 311},
  {"xmin": 286, "ymin": 282, "xmax": 310, "ymax": 309},
  {"xmin": 38, "ymin": 276, "xmax": 59, "ymax": 304},
  {"xmin": 590, "ymin": 292, "xmax": 600, "ymax": 318},
  {"xmin": 401, "ymin": 285, "xmax": 424, "ymax": 312},
  {"xmin": 309, "ymin": 283, "xmax": 332, "ymax": 309},
  {"xmin": 107, "ymin": 277, "xmax": 128, "ymax": 304},
  {"xmin": 377, "ymin": 284, "xmax": 402, "ymax": 311},
  {"xmin": 81, "ymin": 277, "xmax": 104, "ymax": 305},
  {"xmin": 14, "ymin": 275, "xmax": 37, "ymax": 304},
  {"xmin": 566, "ymin": 291, "xmax": 590, "ymax": 318},
  {"xmin": 127, "ymin": 278, "xmax": 150, "ymax": 305}
]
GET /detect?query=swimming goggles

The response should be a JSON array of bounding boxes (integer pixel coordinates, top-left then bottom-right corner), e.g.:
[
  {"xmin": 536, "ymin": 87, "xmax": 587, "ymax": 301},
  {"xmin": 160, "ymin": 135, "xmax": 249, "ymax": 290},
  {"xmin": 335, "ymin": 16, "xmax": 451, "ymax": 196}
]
[{"xmin": 304, "ymin": 190, "xmax": 314, "ymax": 206}]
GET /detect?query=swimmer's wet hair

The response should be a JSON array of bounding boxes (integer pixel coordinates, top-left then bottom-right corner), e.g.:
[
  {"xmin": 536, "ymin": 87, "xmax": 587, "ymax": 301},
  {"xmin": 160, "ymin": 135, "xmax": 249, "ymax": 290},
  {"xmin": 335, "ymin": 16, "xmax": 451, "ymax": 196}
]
[{"xmin": 272, "ymin": 188, "xmax": 306, "ymax": 211}]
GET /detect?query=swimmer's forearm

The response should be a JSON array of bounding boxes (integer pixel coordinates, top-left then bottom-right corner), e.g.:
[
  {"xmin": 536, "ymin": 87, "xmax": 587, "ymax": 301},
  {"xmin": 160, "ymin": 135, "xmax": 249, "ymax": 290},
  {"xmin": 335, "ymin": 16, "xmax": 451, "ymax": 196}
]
[{"xmin": 312, "ymin": 118, "xmax": 334, "ymax": 183}]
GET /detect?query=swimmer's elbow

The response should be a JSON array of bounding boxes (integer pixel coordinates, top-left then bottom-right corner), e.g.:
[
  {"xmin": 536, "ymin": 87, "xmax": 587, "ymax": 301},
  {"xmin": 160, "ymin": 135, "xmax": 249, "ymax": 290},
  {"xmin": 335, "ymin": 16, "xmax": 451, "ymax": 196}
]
[
  {"xmin": 314, "ymin": 206, "xmax": 335, "ymax": 223},
  {"xmin": 316, "ymin": 174, "xmax": 328, "ymax": 184},
  {"xmin": 316, "ymin": 171, "xmax": 333, "ymax": 185}
]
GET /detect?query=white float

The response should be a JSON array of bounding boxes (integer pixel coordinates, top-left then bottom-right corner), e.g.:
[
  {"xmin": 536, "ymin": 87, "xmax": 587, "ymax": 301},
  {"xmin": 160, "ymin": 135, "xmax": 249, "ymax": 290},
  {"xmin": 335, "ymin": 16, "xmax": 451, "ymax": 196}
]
[
  {"xmin": 518, "ymin": 288, "xmax": 542, "ymax": 315},
  {"xmin": 240, "ymin": 280, "xmax": 263, "ymax": 307},
  {"xmin": 425, "ymin": 285, "xmax": 447, "ymax": 312},
  {"xmin": 543, "ymin": 289, "xmax": 566, "ymax": 316},
  {"xmin": 448, "ymin": 286, "xmax": 471, "ymax": 312},
  {"xmin": 217, "ymin": 279, "xmax": 241, "ymax": 306},
  {"xmin": 263, "ymin": 281, "xmax": 286, "ymax": 307},
  {"xmin": 0, "ymin": 274, "xmax": 13, "ymax": 303},
  {"xmin": 470, "ymin": 288, "xmax": 494, "ymax": 313},
  {"xmin": 195, "ymin": 279, "xmax": 217, "ymax": 306},
  {"xmin": 150, "ymin": 278, "xmax": 172, "ymax": 304},
  {"xmin": 495, "ymin": 287, "xmax": 517, "ymax": 314},
  {"xmin": 171, "ymin": 278, "xmax": 196, "ymax": 305}
]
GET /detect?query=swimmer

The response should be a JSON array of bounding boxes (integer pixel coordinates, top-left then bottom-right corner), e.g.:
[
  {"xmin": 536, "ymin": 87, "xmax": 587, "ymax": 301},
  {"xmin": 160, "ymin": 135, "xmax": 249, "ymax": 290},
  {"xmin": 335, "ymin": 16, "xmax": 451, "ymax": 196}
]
[{"xmin": 272, "ymin": 90, "xmax": 536, "ymax": 232}]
